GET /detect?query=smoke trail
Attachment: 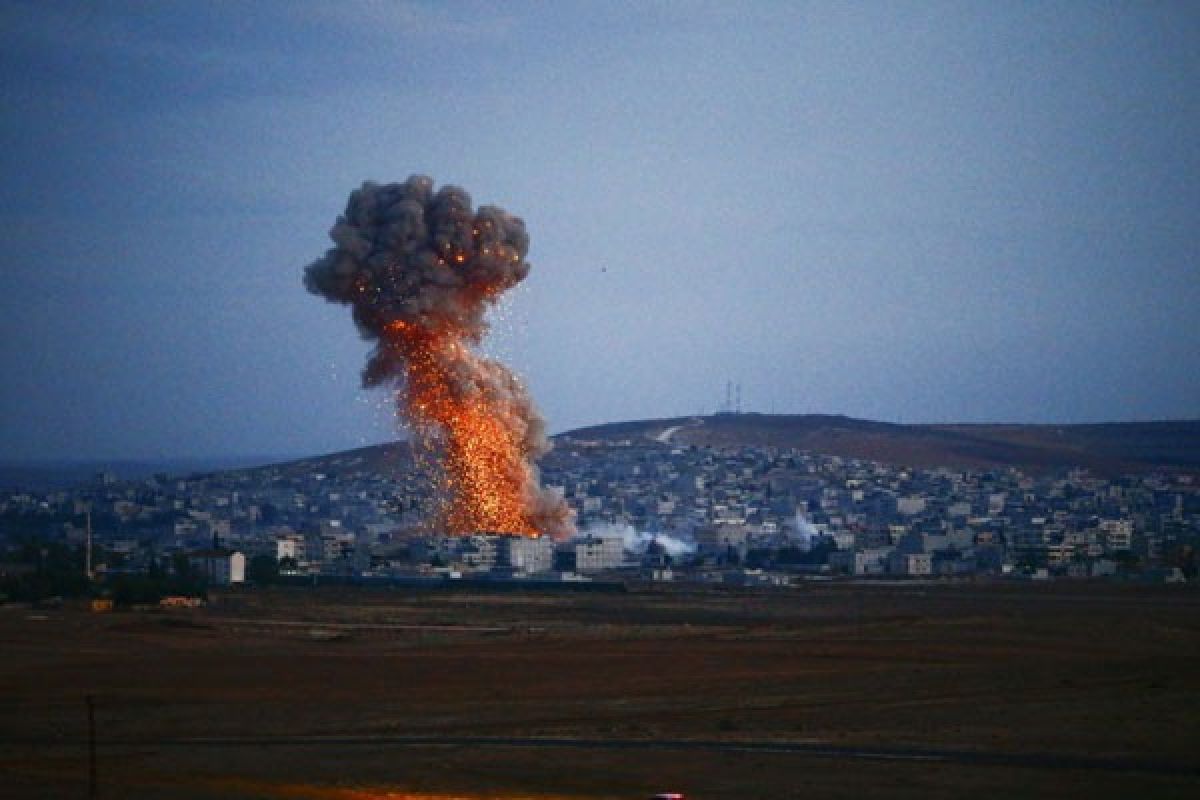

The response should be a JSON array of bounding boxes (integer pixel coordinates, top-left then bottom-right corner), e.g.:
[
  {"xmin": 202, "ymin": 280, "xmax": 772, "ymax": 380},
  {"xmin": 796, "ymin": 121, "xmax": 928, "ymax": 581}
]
[{"xmin": 304, "ymin": 176, "xmax": 575, "ymax": 539}]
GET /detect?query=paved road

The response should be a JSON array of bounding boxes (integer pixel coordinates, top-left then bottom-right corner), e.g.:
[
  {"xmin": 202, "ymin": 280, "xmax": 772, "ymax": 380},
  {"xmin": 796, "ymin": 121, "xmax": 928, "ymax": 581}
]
[
  {"xmin": 653, "ymin": 416, "xmax": 704, "ymax": 444},
  {"xmin": 125, "ymin": 734, "xmax": 1198, "ymax": 777}
]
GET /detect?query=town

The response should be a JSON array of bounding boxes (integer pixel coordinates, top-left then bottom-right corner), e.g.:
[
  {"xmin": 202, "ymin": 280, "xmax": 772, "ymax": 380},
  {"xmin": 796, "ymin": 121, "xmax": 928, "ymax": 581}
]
[{"xmin": 1, "ymin": 430, "xmax": 1196, "ymax": 602}]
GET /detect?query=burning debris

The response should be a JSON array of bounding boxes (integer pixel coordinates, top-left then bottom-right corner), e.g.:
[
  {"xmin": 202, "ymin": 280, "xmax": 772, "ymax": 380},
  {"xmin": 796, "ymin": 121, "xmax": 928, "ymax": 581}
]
[{"xmin": 304, "ymin": 176, "xmax": 575, "ymax": 539}]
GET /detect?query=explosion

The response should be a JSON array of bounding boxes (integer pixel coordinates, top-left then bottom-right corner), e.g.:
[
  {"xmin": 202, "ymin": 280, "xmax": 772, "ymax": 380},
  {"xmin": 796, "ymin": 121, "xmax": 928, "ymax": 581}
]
[{"xmin": 304, "ymin": 176, "xmax": 575, "ymax": 539}]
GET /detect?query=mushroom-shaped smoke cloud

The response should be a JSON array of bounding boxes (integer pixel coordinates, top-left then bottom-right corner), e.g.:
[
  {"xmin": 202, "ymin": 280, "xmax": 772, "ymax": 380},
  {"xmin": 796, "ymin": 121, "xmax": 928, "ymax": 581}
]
[{"xmin": 304, "ymin": 176, "xmax": 575, "ymax": 539}]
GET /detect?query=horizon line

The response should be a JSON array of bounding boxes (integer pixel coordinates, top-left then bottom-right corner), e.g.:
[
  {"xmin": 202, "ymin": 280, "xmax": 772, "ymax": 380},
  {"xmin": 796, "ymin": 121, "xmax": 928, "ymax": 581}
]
[{"xmin": 4, "ymin": 412, "xmax": 1198, "ymax": 466}]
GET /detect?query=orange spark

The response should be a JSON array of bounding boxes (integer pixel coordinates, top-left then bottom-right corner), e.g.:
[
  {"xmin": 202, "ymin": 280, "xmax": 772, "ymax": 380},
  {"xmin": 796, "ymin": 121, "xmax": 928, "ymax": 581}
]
[
  {"xmin": 305, "ymin": 177, "xmax": 575, "ymax": 541},
  {"xmin": 386, "ymin": 319, "xmax": 541, "ymax": 536}
]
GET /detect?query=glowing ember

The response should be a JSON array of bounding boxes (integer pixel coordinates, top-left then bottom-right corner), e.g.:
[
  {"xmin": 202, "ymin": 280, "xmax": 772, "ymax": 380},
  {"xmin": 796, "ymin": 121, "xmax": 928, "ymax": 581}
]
[
  {"xmin": 385, "ymin": 319, "xmax": 546, "ymax": 535},
  {"xmin": 304, "ymin": 177, "xmax": 574, "ymax": 539}
]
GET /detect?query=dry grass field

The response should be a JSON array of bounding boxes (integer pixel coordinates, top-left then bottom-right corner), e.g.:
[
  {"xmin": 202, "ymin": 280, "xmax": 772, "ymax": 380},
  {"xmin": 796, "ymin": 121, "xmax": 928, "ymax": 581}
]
[{"xmin": 2, "ymin": 582, "xmax": 1198, "ymax": 799}]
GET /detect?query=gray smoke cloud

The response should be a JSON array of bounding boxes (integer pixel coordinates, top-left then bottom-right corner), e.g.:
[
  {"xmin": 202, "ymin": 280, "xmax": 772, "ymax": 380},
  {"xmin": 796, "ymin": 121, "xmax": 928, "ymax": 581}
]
[
  {"xmin": 303, "ymin": 176, "xmax": 575, "ymax": 539},
  {"xmin": 303, "ymin": 175, "xmax": 532, "ymax": 387}
]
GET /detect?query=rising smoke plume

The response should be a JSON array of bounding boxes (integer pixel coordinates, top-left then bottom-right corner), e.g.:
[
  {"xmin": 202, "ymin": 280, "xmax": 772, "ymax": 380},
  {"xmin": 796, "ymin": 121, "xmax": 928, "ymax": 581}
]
[
  {"xmin": 580, "ymin": 522, "xmax": 696, "ymax": 559},
  {"xmin": 788, "ymin": 509, "xmax": 820, "ymax": 551},
  {"xmin": 304, "ymin": 176, "xmax": 575, "ymax": 539}
]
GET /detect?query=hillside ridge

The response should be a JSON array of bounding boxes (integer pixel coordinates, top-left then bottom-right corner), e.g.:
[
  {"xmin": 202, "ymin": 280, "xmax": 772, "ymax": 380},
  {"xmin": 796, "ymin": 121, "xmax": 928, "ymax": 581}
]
[
  {"xmin": 192, "ymin": 414, "xmax": 1199, "ymax": 481},
  {"xmin": 557, "ymin": 413, "xmax": 1200, "ymax": 475}
]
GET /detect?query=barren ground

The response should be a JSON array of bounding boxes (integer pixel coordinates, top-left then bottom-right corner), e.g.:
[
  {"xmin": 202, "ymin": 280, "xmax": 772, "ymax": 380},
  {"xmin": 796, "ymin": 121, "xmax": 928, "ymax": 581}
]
[{"xmin": 1, "ymin": 582, "xmax": 1198, "ymax": 799}]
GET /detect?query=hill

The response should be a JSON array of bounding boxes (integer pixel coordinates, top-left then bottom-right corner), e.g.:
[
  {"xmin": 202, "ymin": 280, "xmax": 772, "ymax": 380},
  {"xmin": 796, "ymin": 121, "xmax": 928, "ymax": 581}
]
[
  {"xmin": 559, "ymin": 413, "xmax": 1200, "ymax": 476},
  {"xmin": 203, "ymin": 441, "xmax": 417, "ymax": 482},
  {"xmin": 186, "ymin": 414, "xmax": 1199, "ymax": 482}
]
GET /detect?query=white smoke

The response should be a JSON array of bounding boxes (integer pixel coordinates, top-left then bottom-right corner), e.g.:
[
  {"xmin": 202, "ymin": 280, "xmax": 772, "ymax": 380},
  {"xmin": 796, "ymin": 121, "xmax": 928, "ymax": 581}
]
[
  {"xmin": 789, "ymin": 509, "xmax": 820, "ymax": 551},
  {"xmin": 577, "ymin": 522, "xmax": 695, "ymax": 558}
]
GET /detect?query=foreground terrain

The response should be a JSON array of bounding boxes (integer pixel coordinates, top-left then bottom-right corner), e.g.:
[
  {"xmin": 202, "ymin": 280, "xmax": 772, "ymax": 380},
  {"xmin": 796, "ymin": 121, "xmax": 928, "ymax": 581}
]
[{"xmin": 1, "ymin": 582, "xmax": 1198, "ymax": 799}]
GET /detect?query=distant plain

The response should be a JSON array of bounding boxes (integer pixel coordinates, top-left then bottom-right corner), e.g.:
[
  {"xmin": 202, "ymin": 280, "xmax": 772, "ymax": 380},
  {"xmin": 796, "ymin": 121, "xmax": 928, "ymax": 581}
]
[{"xmin": 2, "ymin": 582, "xmax": 1198, "ymax": 799}]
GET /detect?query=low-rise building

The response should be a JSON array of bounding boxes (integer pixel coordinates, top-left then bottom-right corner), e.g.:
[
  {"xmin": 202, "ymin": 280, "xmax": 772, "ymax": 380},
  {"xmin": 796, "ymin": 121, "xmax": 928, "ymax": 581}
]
[
  {"xmin": 830, "ymin": 547, "xmax": 891, "ymax": 576},
  {"xmin": 888, "ymin": 551, "xmax": 933, "ymax": 576},
  {"xmin": 187, "ymin": 549, "xmax": 245, "ymax": 585},
  {"xmin": 571, "ymin": 535, "xmax": 625, "ymax": 572},
  {"xmin": 497, "ymin": 535, "xmax": 555, "ymax": 574}
]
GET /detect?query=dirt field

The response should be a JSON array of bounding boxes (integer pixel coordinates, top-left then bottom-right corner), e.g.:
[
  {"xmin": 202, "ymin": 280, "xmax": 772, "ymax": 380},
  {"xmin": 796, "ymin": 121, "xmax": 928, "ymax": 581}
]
[{"xmin": 2, "ymin": 582, "xmax": 1198, "ymax": 799}]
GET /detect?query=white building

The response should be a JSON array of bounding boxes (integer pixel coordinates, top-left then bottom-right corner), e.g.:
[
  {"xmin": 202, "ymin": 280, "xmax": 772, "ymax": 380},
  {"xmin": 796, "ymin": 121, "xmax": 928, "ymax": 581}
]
[
  {"xmin": 497, "ymin": 535, "xmax": 554, "ymax": 574},
  {"xmin": 188, "ymin": 550, "xmax": 245, "ymax": 585},
  {"xmin": 829, "ymin": 530, "xmax": 856, "ymax": 551},
  {"xmin": 1099, "ymin": 519, "xmax": 1133, "ymax": 553},
  {"xmin": 830, "ymin": 548, "xmax": 890, "ymax": 576},
  {"xmin": 887, "ymin": 551, "xmax": 933, "ymax": 577},
  {"xmin": 275, "ymin": 532, "xmax": 306, "ymax": 562},
  {"xmin": 572, "ymin": 535, "xmax": 625, "ymax": 572},
  {"xmin": 457, "ymin": 534, "xmax": 498, "ymax": 570}
]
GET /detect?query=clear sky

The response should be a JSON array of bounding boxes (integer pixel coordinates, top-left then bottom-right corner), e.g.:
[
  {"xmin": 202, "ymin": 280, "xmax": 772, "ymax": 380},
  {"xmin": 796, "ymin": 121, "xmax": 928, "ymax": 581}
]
[{"xmin": 1, "ymin": 1, "xmax": 1197, "ymax": 461}]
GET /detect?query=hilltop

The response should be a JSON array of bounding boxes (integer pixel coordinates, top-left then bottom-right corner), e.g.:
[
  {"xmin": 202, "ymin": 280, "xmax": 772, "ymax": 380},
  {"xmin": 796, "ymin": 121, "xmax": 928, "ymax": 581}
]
[
  {"xmin": 558, "ymin": 413, "xmax": 1200, "ymax": 476},
  {"xmin": 14, "ymin": 418, "xmax": 1193, "ymax": 490},
  {"xmin": 215, "ymin": 414, "xmax": 1200, "ymax": 481}
]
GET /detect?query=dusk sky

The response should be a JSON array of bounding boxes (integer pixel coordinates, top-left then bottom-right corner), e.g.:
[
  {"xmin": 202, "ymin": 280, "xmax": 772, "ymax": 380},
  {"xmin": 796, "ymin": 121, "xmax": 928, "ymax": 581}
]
[{"xmin": 1, "ymin": 1, "xmax": 1197, "ymax": 462}]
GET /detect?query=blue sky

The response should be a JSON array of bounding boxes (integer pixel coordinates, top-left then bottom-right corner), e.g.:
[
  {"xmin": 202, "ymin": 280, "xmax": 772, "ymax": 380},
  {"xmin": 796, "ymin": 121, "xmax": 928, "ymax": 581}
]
[{"xmin": 1, "ymin": 1, "xmax": 1197, "ymax": 461}]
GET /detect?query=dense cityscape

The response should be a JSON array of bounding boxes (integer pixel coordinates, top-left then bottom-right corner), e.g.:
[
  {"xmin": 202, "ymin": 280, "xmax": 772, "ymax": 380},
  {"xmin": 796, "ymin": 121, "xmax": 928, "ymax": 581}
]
[{"xmin": 2, "ymin": 421, "xmax": 1196, "ymax": 603}]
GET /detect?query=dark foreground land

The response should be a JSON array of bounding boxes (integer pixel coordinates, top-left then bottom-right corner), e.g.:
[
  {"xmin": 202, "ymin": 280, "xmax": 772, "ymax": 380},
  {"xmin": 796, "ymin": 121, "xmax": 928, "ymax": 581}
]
[{"xmin": 2, "ymin": 582, "xmax": 1198, "ymax": 799}]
